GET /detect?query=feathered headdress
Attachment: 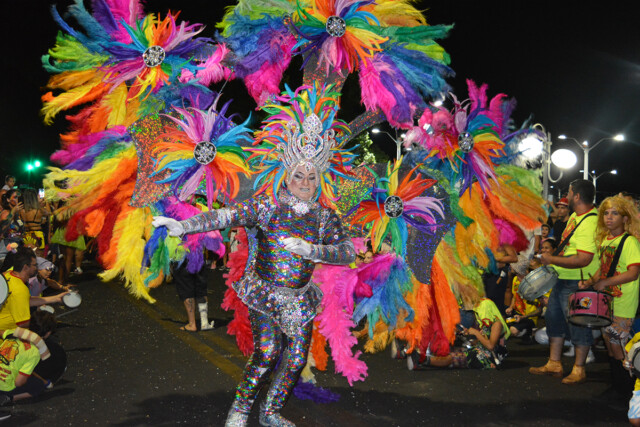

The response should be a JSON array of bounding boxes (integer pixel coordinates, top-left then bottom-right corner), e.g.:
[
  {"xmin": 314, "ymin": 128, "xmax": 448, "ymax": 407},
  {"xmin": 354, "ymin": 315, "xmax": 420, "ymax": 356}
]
[{"xmin": 250, "ymin": 83, "xmax": 356, "ymax": 208}]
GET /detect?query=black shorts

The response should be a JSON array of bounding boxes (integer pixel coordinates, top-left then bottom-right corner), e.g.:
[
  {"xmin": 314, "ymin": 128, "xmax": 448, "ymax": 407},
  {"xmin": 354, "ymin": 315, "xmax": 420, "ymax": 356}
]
[{"xmin": 173, "ymin": 264, "xmax": 208, "ymax": 300}]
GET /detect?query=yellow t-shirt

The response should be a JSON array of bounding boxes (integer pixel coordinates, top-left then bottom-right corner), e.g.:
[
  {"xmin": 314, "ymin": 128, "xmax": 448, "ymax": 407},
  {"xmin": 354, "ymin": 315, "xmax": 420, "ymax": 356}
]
[
  {"xmin": 511, "ymin": 277, "xmax": 542, "ymax": 325},
  {"xmin": 0, "ymin": 329, "xmax": 41, "ymax": 391},
  {"xmin": 552, "ymin": 208, "xmax": 599, "ymax": 280},
  {"xmin": 599, "ymin": 234, "xmax": 640, "ymax": 318},
  {"xmin": 0, "ymin": 272, "xmax": 31, "ymax": 331}
]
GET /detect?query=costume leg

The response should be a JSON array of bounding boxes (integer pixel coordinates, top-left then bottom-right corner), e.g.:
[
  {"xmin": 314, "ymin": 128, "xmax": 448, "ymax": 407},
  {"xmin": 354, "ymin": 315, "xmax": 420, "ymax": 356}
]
[
  {"xmin": 261, "ymin": 320, "xmax": 313, "ymax": 415},
  {"xmin": 230, "ymin": 309, "xmax": 282, "ymax": 414}
]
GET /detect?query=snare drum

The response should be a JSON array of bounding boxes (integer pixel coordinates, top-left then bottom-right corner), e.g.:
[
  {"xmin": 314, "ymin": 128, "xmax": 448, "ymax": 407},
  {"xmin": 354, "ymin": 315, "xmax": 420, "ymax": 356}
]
[
  {"xmin": 518, "ymin": 266, "xmax": 558, "ymax": 301},
  {"xmin": 0, "ymin": 274, "xmax": 8, "ymax": 309},
  {"xmin": 568, "ymin": 290, "xmax": 612, "ymax": 328}
]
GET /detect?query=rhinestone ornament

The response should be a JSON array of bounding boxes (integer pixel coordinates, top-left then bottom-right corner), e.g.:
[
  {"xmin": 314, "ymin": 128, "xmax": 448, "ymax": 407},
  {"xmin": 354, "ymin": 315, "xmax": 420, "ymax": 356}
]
[
  {"xmin": 326, "ymin": 16, "xmax": 346, "ymax": 37},
  {"xmin": 458, "ymin": 132, "xmax": 475, "ymax": 153},
  {"xmin": 193, "ymin": 141, "xmax": 217, "ymax": 165},
  {"xmin": 142, "ymin": 45, "xmax": 166, "ymax": 67},
  {"xmin": 384, "ymin": 195, "xmax": 404, "ymax": 218}
]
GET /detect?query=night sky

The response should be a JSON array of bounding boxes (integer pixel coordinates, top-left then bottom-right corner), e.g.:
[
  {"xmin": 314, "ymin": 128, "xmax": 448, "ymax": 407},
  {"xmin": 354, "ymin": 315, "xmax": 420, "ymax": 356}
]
[{"xmin": 2, "ymin": 1, "xmax": 639, "ymax": 200}]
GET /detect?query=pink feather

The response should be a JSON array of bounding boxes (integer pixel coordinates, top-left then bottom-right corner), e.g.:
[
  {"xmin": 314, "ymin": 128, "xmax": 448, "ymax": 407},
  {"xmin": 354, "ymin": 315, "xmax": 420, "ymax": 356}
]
[{"xmin": 314, "ymin": 264, "xmax": 368, "ymax": 385}]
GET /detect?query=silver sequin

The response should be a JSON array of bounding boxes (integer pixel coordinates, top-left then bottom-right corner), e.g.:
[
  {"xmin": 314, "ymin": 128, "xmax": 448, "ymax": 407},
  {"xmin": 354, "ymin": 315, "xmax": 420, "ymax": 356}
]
[
  {"xmin": 458, "ymin": 132, "xmax": 475, "ymax": 153},
  {"xmin": 325, "ymin": 16, "xmax": 346, "ymax": 37},
  {"xmin": 193, "ymin": 141, "xmax": 217, "ymax": 165},
  {"xmin": 142, "ymin": 45, "xmax": 166, "ymax": 67},
  {"xmin": 384, "ymin": 195, "xmax": 404, "ymax": 218}
]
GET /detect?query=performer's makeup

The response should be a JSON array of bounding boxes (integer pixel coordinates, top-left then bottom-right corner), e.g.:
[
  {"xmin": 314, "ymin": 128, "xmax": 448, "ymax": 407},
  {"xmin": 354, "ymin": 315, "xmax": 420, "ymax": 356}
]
[{"xmin": 287, "ymin": 165, "xmax": 318, "ymax": 201}]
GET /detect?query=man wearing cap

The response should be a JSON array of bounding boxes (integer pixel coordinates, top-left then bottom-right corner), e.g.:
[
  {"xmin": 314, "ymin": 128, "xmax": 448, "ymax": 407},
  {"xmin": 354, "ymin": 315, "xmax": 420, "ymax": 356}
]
[
  {"xmin": 552, "ymin": 197, "xmax": 571, "ymax": 240},
  {"xmin": 531, "ymin": 179, "xmax": 599, "ymax": 384}
]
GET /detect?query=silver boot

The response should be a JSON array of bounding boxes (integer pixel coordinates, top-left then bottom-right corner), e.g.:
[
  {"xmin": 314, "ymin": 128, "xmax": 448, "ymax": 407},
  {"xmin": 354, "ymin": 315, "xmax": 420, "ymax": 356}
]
[
  {"xmin": 225, "ymin": 407, "xmax": 248, "ymax": 427},
  {"xmin": 259, "ymin": 410, "xmax": 295, "ymax": 427}
]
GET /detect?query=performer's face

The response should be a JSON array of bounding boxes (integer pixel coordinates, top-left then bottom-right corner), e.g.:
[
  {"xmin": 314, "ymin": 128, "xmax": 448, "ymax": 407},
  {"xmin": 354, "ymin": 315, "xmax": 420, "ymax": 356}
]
[{"xmin": 287, "ymin": 166, "xmax": 318, "ymax": 201}]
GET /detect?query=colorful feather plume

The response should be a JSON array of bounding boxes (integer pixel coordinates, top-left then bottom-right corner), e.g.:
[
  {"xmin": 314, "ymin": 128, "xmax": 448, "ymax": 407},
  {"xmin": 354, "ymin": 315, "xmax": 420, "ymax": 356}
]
[
  {"xmin": 404, "ymin": 80, "xmax": 508, "ymax": 195},
  {"xmin": 151, "ymin": 102, "xmax": 253, "ymax": 209},
  {"xmin": 350, "ymin": 158, "xmax": 443, "ymax": 257}
]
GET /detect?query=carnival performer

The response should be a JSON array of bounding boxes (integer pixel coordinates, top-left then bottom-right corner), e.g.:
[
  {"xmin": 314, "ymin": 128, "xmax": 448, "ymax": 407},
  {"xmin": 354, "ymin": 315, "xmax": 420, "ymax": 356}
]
[
  {"xmin": 532, "ymin": 179, "xmax": 599, "ymax": 384},
  {"xmin": 579, "ymin": 195, "xmax": 640, "ymax": 396},
  {"xmin": 153, "ymin": 85, "xmax": 356, "ymax": 427}
]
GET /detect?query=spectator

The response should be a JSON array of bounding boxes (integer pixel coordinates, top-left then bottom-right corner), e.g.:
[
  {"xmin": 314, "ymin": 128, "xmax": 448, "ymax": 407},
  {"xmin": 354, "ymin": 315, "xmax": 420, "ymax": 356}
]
[
  {"xmin": 172, "ymin": 262, "xmax": 214, "ymax": 332},
  {"xmin": 483, "ymin": 243, "xmax": 517, "ymax": 316},
  {"xmin": 551, "ymin": 197, "xmax": 570, "ymax": 239},
  {"xmin": 28, "ymin": 257, "xmax": 72, "ymax": 297},
  {"xmin": 0, "ymin": 189, "xmax": 23, "ymax": 241},
  {"xmin": 0, "ymin": 247, "xmax": 69, "ymax": 332},
  {"xmin": 0, "ymin": 327, "xmax": 48, "ymax": 402},
  {"xmin": 0, "ymin": 176, "xmax": 15, "ymax": 199},
  {"xmin": 30, "ymin": 310, "xmax": 67, "ymax": 386},
  {"xmin": 540, "ymin": 223, "xmax": 551, "ymax": 243},
  {"xmin": 0, "ymin": 247, "xmax": 37, "ymax": 331},
  {"xmin": 506, "ymin": 266, "xmax": 545, "ymax": 344},
  {"xmin": 50, "ymin": 214, "xmax": 86, "ymax": 280},
  {"xmin": 19, "ymin": 189, "xmax": 50, "ymax": 257}
]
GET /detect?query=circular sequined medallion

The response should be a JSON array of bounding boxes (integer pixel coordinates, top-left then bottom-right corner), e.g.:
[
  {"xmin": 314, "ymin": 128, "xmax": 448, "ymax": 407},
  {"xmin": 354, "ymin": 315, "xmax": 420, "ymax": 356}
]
[
  {"xmin": 458, "ymin": 132, "xmax": 475, "ymax": 153},
  {"xmin": 326, "ymin": 16, "xmax": 346, "ymax": 37},
  {"xmin": 384, "ymin": 195, "xmax": 404, "ymax": 218},
  {"xmin": 193, "ymin": 141, "xmax": 217, "ymax": 165},
  {"xmin": 142, "ymin": 46, "xmax": 166, "ymax": 67}
]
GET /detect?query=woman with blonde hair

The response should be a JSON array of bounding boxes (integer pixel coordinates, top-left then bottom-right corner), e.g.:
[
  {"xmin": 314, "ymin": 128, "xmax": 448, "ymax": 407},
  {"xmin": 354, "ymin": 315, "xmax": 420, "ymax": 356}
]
[{"xmin": 579, "ymin": 195, "xmax": 640, "ymax": 398}]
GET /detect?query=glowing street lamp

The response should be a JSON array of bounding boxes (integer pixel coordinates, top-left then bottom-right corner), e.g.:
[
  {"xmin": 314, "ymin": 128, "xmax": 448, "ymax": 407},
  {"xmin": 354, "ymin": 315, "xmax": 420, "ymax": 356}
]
[
  {"xmin": 521, "ymin": 124, "xmax": 577, "ymax": 201},
  {"xmin": 558, "ymin": 133, "xmax": 624, "ymax": 180}
]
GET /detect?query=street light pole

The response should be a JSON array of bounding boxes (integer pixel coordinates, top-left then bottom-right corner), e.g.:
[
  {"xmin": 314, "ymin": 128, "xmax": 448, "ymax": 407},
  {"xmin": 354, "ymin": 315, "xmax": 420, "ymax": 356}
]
[
  {"xmin": 589, "ymin": 169, "xmax": 617, "ymax": 192},
  {"xmin": 558, "ymin": 134, "xmax": 624, "ymax": 180},
  {"xmin": 371, "ymin": 128, "xmax": 404, "ymax": 160}
]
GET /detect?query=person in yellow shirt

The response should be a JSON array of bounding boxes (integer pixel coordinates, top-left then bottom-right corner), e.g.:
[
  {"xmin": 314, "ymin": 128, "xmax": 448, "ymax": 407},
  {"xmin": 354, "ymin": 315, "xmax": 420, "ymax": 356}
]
[
  {"xmin": 506, "ymin": 270, "xmax": 544, "ymax": 343},
  {"xmin": 0, "ymin": 248, "xmax": 38, "ymax": 331},
  {"xmin": 580, "ymin": 195, "xmax": 640, "ymax": 400},
  {"xmin": 532, "ymin": 179, "xmax": 599, "ymax": 384}
]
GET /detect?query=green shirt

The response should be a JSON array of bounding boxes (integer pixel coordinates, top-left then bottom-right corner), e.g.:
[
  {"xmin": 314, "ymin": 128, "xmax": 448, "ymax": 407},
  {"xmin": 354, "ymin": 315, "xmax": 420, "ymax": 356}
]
[
  {"xmin": 0, "ymin": 329, "xmax": 41, "ymax": 391},
  {"xmin": 552, "ymin": 208, "xmax": 599, "ymax": 280},
  {"xmin": 474, "ymin": 298, "xmax": 510, "ymax": 339},
  {"xmin": 599, "ymin": 234, "xmax": 640, "ymax": 318}
]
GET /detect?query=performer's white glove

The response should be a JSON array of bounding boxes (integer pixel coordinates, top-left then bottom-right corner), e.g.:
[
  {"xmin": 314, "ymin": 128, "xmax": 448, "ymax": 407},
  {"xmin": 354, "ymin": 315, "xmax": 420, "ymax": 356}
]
[
  {"xmin": 152, "ymin": 216, "xmax": 184, "ymax": 237},
  {"xmin": 282, "ymin": 237, "xmax": 313, "ymax": 258}
]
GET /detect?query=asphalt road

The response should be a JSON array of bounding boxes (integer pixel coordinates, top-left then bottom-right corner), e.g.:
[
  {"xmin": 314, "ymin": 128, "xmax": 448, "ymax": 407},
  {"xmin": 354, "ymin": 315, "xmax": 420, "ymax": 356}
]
[{"xmin": 2, "ymin": 262, "xmax": 631, "ymax": 426}]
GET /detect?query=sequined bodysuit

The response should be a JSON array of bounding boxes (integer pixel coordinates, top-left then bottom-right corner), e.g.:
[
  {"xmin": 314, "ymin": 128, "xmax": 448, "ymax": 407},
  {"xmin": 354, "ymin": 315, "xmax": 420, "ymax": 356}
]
[{"xmin": 180, "ymin": 188, "xmax": 355, "ymax": 421}]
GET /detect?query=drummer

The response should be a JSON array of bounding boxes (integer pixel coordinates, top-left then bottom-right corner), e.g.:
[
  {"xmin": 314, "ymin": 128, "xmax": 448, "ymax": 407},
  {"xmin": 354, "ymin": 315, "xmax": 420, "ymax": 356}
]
[
  {"xmin": 579, "ymin": 195, "xmax": 640, "ymax": 397},
  {"xmin": 531, "ymin": 179, "xmax": 599, "ymax": 385}
]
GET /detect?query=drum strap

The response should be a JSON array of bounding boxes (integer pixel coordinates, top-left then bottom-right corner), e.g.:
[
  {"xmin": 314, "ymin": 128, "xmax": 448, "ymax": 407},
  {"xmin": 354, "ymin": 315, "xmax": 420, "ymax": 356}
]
[
  {"xmin": 605, "ymin": 233, "xmax": 630, "ymax": 278},
  {"xmin": 553, "ymin": 213, "xmax": 596, "ymax": 256}
]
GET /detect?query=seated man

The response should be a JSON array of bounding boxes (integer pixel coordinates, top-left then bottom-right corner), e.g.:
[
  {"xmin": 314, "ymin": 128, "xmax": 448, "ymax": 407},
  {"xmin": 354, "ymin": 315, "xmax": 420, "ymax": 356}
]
[{"xmin": 0, "ymin": 327, "xmax": 48, "ymax": 402}]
